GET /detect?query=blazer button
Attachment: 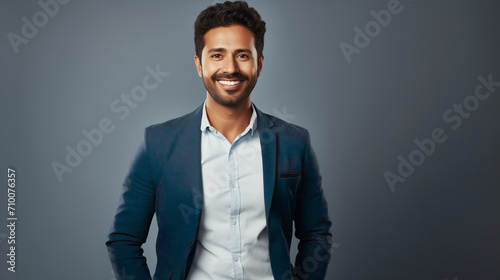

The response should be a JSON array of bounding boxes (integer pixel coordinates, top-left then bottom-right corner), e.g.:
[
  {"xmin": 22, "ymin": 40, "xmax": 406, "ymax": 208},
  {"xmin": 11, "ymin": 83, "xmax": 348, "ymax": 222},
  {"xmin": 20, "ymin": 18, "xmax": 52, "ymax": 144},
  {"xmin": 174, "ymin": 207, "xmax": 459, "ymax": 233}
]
[{"xmin": 189, "ymin": 242, "xmax": 193, "ymax": 249}]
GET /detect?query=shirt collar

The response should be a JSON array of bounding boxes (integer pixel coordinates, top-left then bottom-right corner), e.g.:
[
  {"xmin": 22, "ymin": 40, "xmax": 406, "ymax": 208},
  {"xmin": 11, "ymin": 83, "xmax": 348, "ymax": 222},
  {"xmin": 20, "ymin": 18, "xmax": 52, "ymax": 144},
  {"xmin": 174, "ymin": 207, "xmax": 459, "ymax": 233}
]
[{"xmin": 200, "ymin": 100, "xmax": 258, "ymax": 136}]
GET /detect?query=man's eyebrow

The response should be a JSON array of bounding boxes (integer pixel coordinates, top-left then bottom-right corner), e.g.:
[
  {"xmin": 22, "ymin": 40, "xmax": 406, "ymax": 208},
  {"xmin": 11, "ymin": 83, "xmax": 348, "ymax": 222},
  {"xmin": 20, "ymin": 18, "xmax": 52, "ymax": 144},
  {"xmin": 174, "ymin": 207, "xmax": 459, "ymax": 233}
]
[
  {"xmin": 207, "ymin": 48, "xmax": 226, "ymax": 53},
  {"xmin": 235, "ymin": 49, "xmax": 253, "ymax": 54},
  {"xmin": 207, "ymin": 48, "xmax": 252, "ymax": 54}
]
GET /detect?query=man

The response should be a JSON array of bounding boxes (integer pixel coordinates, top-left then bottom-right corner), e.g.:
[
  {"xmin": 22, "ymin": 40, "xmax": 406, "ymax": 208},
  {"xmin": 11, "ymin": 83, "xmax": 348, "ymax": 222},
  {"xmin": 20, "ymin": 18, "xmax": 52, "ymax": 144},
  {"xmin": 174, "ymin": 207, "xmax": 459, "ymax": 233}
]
[{"xmin": 106, "ymin": 1, "xmax": 332, "ymax": 279}]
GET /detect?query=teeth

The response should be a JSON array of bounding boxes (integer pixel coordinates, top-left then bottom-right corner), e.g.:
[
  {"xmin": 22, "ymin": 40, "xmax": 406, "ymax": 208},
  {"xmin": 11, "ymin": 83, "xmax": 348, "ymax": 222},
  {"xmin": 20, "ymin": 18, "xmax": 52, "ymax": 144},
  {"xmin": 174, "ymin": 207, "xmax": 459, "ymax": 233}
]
[{"xmin": 218, "ymin": 80, "xmax": 241, "ymax": 86}]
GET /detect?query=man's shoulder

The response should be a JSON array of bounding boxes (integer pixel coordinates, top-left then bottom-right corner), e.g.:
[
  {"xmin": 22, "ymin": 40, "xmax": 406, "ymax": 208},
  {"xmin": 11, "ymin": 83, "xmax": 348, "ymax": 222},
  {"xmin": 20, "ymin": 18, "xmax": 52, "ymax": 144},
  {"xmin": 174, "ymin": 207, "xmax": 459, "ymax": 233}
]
[
  {"xmin": 146, "ymin": 105, "xmax": 202, "ymax": 136},
  {"xmin": 259, "ymin": 110, "xmax": 310, "ymax": 139}
]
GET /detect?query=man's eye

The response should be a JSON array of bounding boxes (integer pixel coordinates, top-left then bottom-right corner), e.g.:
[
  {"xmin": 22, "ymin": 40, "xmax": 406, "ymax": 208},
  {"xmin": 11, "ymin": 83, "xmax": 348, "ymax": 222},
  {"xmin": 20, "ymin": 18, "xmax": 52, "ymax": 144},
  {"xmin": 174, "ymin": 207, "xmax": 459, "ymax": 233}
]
[
  {"xmin": 237, "ymin": 54, "xmax": 249, "ymax": 58},
  {"xmin": 211, "ymin": 54, "xmax": 222, "ymax": 58}
]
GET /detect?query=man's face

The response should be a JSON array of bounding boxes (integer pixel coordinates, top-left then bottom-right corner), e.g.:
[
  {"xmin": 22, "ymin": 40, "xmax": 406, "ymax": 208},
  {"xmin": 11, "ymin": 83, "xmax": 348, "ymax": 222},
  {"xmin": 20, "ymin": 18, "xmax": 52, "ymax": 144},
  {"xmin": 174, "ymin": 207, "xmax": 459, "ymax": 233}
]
[{"xmin": 195, "ymin": 24, "xmax": 263, "ymax": 107}]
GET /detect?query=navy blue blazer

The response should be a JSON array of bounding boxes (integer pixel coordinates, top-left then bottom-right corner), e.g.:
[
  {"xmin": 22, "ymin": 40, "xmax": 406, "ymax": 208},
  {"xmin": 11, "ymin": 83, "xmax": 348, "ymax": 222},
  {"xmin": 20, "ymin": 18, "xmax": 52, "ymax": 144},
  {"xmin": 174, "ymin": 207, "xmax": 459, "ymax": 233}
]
[{"xmin": 106, "ymin": 104, "xmax": 332, "ymax": 280}]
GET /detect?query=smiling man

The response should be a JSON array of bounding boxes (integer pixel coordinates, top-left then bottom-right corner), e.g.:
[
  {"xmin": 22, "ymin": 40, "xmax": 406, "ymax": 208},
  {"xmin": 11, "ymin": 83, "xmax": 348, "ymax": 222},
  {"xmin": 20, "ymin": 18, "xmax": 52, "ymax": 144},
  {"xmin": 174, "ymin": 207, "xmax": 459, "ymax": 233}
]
[
  {"xmin": 195, "ymin": 23, "xmax": 262, "ymax": 143},
  {"xmin": 106, "ymin": 1, "xmax": 332, "ymax": 280}
]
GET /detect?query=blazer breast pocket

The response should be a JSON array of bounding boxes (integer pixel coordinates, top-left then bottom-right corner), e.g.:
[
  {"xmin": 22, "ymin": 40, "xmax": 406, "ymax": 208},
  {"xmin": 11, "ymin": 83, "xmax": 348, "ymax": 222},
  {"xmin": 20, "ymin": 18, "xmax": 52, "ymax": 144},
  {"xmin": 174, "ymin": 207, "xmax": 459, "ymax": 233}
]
[
  {"xmin": 277, "ymin": 171, "xmax": 301, "ymax": 212},
  {"xmin": 279, "ymin": 171, "xmax": 300, "ymax": 178}
]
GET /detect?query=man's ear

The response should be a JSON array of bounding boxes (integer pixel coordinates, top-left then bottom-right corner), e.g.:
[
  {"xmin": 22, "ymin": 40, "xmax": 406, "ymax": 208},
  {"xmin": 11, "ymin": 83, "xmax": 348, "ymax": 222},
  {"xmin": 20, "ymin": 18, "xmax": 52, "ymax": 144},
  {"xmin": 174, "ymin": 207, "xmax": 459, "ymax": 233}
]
[
  {"xmin": 257, "ymin": 55, "xmax": 264, "ymax": 77},
  {"xmin": 194, "ymin": 55, "xmax": 203, "ymax": 77}
]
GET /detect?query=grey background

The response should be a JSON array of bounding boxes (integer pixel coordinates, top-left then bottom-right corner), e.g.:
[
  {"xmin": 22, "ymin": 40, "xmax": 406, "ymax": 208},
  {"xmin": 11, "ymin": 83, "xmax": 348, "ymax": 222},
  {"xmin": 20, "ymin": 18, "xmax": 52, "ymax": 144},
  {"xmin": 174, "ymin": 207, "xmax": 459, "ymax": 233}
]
[{"xmin": 1, "ymin": 0, "xmax": 499, "ymax": 279}]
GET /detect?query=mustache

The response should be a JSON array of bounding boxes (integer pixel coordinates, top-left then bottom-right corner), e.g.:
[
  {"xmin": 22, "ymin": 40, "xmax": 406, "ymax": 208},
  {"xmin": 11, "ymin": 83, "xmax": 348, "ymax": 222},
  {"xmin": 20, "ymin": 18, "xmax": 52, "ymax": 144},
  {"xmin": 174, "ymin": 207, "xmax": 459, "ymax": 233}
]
[{"xmin": 212, "ymin": 72, "xmax": 247, "ymax": 80}]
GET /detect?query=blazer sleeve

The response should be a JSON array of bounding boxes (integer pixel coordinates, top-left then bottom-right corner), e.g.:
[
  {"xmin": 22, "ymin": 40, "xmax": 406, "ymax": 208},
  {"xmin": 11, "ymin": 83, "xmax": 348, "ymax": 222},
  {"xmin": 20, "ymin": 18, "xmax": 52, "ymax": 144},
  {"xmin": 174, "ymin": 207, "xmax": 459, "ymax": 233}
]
[
  {"xmin": 106, "ymin": 129, "xmax": 156, "ymax": 280},
  {"xmin": 293, "ymin": 130, "xmax": 333, "ymax": 279}
]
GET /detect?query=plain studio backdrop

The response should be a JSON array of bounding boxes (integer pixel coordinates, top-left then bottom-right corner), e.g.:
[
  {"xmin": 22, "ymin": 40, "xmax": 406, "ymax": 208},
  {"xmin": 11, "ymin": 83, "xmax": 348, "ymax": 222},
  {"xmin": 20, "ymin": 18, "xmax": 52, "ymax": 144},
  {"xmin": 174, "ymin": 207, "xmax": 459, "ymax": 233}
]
[{"xmin": 1, "ymin": 1, "xmax": 499, "ymax": 279}]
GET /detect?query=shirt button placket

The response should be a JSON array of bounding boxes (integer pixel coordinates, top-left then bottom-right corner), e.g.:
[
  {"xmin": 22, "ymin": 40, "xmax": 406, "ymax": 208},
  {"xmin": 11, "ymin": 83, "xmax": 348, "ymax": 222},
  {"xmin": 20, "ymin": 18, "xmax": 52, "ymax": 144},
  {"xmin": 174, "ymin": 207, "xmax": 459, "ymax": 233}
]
[{"xmin": 228, "ymin": 145, "xmax": 243, "ymax": 278}]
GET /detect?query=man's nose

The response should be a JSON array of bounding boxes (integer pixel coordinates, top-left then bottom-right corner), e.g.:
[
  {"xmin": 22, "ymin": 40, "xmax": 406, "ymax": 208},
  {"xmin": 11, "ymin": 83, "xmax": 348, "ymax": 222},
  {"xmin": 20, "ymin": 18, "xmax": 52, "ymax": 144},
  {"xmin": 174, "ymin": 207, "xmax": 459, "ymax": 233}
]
[{"xmin": 222, "ymin": 57, "xmax": 238, "ymax": 74}]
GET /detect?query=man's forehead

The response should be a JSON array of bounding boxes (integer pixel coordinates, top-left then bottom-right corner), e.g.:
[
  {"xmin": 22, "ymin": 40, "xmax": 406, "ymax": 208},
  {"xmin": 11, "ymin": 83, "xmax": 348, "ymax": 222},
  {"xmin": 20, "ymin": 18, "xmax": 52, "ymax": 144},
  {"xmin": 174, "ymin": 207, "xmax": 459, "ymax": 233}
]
[{"xmin": 203, "ymin": 25, "xmax": 256, "ymax": 51}]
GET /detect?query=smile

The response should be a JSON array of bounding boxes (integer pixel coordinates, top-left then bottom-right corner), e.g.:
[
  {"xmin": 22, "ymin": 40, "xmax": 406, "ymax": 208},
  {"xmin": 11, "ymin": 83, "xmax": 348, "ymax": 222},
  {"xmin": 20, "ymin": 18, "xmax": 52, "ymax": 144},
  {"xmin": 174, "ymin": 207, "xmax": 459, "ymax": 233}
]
[{"xmin": 217, "ymin": 80, "xmax": 242, "ymax": 86}]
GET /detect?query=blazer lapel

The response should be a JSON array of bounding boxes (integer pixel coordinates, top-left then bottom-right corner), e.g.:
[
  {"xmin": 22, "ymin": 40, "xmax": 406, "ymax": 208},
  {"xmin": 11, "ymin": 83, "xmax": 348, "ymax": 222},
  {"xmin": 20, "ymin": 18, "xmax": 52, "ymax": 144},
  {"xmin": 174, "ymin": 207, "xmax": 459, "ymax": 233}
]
[
  {"xmin": 177, "ymin": 104, "xmax": 204, "ymax": 218},
  {"xmin": 256, "ymin": 106, "xmax": 277, "ymax": 221}
]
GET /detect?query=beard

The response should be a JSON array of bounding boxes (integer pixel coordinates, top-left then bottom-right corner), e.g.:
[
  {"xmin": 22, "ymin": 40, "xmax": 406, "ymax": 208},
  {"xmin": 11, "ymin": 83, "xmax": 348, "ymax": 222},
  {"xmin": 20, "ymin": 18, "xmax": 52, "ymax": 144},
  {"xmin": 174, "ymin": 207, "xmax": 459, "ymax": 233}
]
[{"xmin": 202, "ymin": 71, "xmax": 257, "ymax": 107}]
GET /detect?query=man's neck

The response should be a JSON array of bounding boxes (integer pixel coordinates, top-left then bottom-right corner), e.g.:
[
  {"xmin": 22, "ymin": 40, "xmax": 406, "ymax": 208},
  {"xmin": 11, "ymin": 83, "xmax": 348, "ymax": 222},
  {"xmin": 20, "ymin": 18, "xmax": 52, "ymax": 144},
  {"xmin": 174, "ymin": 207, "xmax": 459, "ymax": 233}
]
[{"xmin": 205, "ymin": 95, "xmax": 252, "ymax": 144}]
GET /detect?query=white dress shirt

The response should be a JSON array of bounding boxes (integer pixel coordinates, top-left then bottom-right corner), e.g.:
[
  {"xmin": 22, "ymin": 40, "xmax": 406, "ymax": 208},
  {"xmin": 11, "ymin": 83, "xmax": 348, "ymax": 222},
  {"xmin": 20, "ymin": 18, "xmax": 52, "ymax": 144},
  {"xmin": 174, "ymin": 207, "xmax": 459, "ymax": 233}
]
[{"xmin": 187, "ymin": 102, "xmax": 274, "ymax": 280}]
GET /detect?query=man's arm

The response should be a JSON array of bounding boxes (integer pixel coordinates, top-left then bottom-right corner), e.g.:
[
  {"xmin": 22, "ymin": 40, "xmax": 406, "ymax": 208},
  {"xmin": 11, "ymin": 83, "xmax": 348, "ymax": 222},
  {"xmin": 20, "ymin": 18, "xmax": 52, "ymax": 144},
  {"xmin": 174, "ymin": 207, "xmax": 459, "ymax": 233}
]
[
  {"xmin": 293, "ymin": 130, "xmax": 333, "ymax": 279},
  {"xmin": 106, "ymin": 131, "xmax": 156, "ymax": 280}
]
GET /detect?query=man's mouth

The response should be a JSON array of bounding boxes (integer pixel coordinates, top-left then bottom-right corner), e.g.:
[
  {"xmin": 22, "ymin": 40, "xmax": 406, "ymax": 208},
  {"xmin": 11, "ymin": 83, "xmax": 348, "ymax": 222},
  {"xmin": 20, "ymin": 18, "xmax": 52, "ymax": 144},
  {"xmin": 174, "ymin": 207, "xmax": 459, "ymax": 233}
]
[
  {"xmin": 216, "ymin": 79, "xmax": 245, "ymax": 90},
  {"xmin": 217, "ymin": 80, "xmax": 243, "ymax": 86}
]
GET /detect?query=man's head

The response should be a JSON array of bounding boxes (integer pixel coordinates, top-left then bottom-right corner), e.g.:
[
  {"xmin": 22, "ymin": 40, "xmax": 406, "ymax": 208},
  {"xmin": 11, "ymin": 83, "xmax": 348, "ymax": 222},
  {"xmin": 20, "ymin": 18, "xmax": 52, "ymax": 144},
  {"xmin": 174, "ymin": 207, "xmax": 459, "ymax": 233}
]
[
  {"xmin": 194, "ymin": 1, "xmax": 266, "ymax": 61},
  {"xmin": 194, "ymin": 1, "xmax": 266, "ymax": 107}
]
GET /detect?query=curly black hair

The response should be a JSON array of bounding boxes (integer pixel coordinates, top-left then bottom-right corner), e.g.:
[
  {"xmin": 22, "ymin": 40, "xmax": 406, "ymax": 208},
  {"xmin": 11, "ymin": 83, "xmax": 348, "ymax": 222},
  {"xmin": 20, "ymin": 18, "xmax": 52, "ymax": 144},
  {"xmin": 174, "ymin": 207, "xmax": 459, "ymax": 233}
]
[{"xmin": 194, "ymin": 1, "xmax": 266, "ymax": 60}]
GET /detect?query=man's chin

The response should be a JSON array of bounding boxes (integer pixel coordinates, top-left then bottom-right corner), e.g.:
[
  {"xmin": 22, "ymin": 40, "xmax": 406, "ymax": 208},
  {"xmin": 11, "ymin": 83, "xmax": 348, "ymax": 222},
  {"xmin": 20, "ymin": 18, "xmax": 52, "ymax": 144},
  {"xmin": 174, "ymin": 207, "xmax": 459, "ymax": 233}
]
[
  {"xmin": 213, "ymin": 97, "xmax": 244, "ymax": 107},
  {"xmin": 208, "ymin": 91, "xmax": 250, "ymax": 107}
]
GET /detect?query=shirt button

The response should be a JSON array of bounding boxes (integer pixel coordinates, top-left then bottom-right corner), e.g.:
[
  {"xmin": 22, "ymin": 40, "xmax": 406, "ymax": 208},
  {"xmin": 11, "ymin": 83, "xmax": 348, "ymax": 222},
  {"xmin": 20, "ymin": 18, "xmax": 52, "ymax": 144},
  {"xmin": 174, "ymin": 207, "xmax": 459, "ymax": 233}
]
[
  {"xmin": 231, "ymin": 183, "xmax": 236, "ymax": 188},
  {"xmin": 232, "ymin": 219, "xmax": 237, "ymax": 225},
  {"xmin": 234, "ymin": 257, "xmax": 239, "ymax": 262}
]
